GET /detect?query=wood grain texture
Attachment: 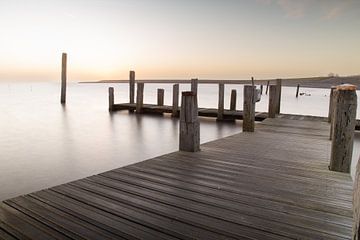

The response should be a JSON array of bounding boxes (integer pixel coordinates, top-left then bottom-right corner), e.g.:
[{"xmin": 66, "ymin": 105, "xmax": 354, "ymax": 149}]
[{"xmin": 243, "ymin": 85, "xmax": 255, "ymax": 132}]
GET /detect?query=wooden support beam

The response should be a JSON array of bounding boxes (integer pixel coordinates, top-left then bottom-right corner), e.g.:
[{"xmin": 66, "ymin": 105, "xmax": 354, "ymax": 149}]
[
  {"xmin": 275, "ymin": 79, "xmax": 282, "ymax": 114},
  {"xmin": 266, "ymin": 81, "xmax": 269, "ymax": 95},
  {"xmin": 108, "ymin": 87, "xmax": 114, "ymax": 111},
  {"xmin": 296, "ymin": 84, "xmax": 300, "ymax": 98},
  {"xmin": 329, "ymin": 84, "xmax": 357, "ymax": 173},
  {"xmin": 129, "ymin": 71, "xmax": 135, "ymax": 104},
  {"xmin": 243, "ymin": 85, "xmax": 256, "ymax": 132},
  {"xmin": 157, "ymin": 89, "xmax": 164, "ymax": 106},
  {"xmin": 217, "ymin": 83, "xmax": 225, "ymax": 120},
  {"xmin": 136, "ymin": 83, "xmax": 144, "ymax": 113},
  {"xmin": 179, "ymin": 91, "xmax": 200, "ymax": 152},
  {"xmin": 230, "ymin": 89, "xmax": 237, "ymax": 111},
  {"xmin": 60, "ymin": 53, "xmax": 67, "ymax": 104},
  {"xmin": 191, "ymin": 78, "xmax": 198, "ymax": 95},
  {"xmin": 172, "ymin": 84, "xmax": 179, "ymax": 117},
  {"xmin": 268, "ymin": 85, "xmax": 277, "ymax": 118}
]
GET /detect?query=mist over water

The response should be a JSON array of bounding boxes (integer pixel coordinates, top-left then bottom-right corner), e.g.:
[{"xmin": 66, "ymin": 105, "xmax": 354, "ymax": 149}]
[{"xmin": 0, "ymin": 82, "xmax": 359, "ymax": 201}]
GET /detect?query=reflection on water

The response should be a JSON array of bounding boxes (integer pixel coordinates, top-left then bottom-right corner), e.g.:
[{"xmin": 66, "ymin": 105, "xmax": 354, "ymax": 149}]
[{"xmin": 0, "ymin": 82, "xmax": 359, "ymax": 201}]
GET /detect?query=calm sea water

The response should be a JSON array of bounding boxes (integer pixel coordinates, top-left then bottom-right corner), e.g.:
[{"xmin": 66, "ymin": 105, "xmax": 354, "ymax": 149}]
[{"xmin": 0, "ymin": 82, "xmax": 359, "ymax": 201}]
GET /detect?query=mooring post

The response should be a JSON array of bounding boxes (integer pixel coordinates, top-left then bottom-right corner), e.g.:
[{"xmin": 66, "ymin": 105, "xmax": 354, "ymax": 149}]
[
  {"xmin": 296, "ymin": 84, "xmax": 300, "ymax": 98},
  {"xmin": 260, "ymin": 85, "xmax": 263, "ymax": 95},
  {"xmin": 191, "ymin": 78, "xmax": 198, "ymax": 95},
  {"xmin": 328, "ymin": 86, "xmax": 337, "ymax": 123},
  {"xmin": 329, "ymin": 89, "xmax": 339, "ymax": 140},
  {"xmin": 179, "ymin": 91, "xmax": 200, "ymax": 152},
  {"xmin": 157, "ymin": 89, "xmax": 164, "ymax": 106},
  {"xmin": 268, "ymin": 85, "xmax": 277, "ymax": 118},
  {"xmin": 129, "ymin": 71, "xmax": 135, "ymax": 104},
  {"xmin": 136, "ymin": 83, "xmax": 144, "ymax": 113},
  {"xmin": 353, "ymin": 161, "xmax": 360, "ymax": 239},
  {"xmin": 243, "ymin": 85, "xmax": 256, "ymax": 132},
  {"xmin": 60, "ymin": 53, "xmax": 67, "ymax": 104},
  {"xmin": 108, "ymin": 87, "xmax": 114, "ymax": 111},
  {"xmin": 266, "ymin": 81, "xmax": 270, "ymax": 95},
  {"xmin": 217, "ymin": 83, "xmax": 225, "ymax": 120},
  {"xmin": 329, "ymin": 84, "xmax": 357, "ymax": 173},
  {"xmin": 275, "ymin": 79, "xmax": 282, "ymax": 114},
  {"xmin": 172, "ymin": 84, "xmax": 179, "ymax": 117},
  {"xmin": 230, "ymin": 89, "xmax": 237, "ymax": 111}
]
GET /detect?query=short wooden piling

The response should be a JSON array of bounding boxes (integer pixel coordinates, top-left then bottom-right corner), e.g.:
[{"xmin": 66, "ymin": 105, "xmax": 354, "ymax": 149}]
[
  {"xmin": 60, "ymin": 53, "xmax": 67, "ymax": 104},
  {"xmin": 172, "ymin": 84, "xmax": 179, "ymax": 117},
  {"xmin": 329, "ymin": 84, "xmax": 357, "ymax": 173},
  {"xmin": 157, "ymin": 89, "xmax": 164, "ymax": 106},
  {"xmin": 129, "ymin": 71, "xmax": 135, "ymax": 104},
  {"xmin": 243, "ymin": 85, "xmax": 256, "ymax": 132},
  {"xmin": 179, "ymin": 91, "xmax": 200, "ymax": 152},
  {"xmin": 275, "ymin": 79, "xmax": 282, "ymax": 114},
  {"xmin": 108, "ymin": 87, "xmax": 114, "ymax": 111},
  {"xmin": 191, "ymin": 78, "xmax": 198, "ymax": 95},
  {"xmin": 296, "ymin": 84, "xmax": 300, "ymax": 98},
  {"xmin": 217, "ymin": 83, "xmax": 225, "ymax": 120},
  {"xmin": 268, "ymin": 85, "xmax": 277, "ymax": 118},
  {"xmin": 230, "ymin": 89, "xmax": 237, "ymax": 111},
  {"xmin": 136, "ymin": 83, "xmax": 144, "ymax": 113},
  {"xmin": 266, "ymin": 81, "xmax": 269, "ymax": 95}
]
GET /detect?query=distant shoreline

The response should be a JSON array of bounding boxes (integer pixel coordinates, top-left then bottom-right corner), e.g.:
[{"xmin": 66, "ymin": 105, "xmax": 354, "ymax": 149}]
[{"xmin": 79, "ymin": 76, "xmax": 360, "ymax": 89}]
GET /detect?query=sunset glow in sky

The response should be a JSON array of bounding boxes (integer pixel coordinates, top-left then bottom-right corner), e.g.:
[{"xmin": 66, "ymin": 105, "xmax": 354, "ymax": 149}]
[{"xmin": 0, "ymin": 0, "xmax": 359, "ymax": 81}]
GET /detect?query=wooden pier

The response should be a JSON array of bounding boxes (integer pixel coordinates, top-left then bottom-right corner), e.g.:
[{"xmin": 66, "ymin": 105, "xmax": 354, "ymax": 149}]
[{"xmin": 0, "ymin": 117, "xmax": 354, "ymax": 239}]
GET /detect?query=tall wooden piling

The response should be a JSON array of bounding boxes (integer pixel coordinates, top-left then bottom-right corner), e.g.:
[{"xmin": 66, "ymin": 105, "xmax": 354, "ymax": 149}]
[
  {"xmin": 129, "ymin": 71, "xmax": 135, "ymax": 104},
  {"xmin": 136, "ymin": 83, "xmax": 144, "ymax": 113},
  {"xmin": 243, "ymin": 85, "xmax": 256, "ymax": 132},
  {"xmin": 172, "ymin": 84, "xmax": 179, "ymax": 117},
  {"xmin": 329, "ymin": 84, "xmax": 357, "ymax": 173},
  {"xmin": 179, "ymin": 91, "xmax": 200, "ymax": 152},
  {"xmin": 268, "ymin": 85, "xmax": 277, "ymax": 118},
  {"xmin": 265, "ymin": 81, "xmax": 270, "ymax": 95},
  {"xmin": 217, "ymin": 83, "xmax": 225, "ymax": 120},
  {"xmin": 275, "ymin": 79, "xmax": 282, "ymax": 114},
  {"xmin": 108, "ymin": 87, "xmax": 114, "ymax": 111},
  {"xmin": 60, "ymin": 53, "xmax": 67, "ymax": 104},
  {"xmin": 230, "ymin": 89, "xmax": 237, "ymax": 111},
  {"xmin": 296, "ymin": 84, "xmax": 300, "ymax": 98},
  {"xmin": 157, "ymin": 89, "xmax": 164, "ymax": 106},
  {"xmin": 191, "ymin": 78, "xmax": 198, "ymax": 95}
]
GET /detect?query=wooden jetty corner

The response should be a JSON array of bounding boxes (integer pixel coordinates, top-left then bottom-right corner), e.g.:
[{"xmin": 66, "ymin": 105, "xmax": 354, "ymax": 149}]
[{"xmin": 1, "ymin": 70, "xmax": 360, "ymax": 239}]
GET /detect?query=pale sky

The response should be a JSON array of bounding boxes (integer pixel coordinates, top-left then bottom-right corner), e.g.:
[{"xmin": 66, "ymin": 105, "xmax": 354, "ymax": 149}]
[{"xmin": 0, "ymin": 0, "xmax": 359, "ymax": 81}]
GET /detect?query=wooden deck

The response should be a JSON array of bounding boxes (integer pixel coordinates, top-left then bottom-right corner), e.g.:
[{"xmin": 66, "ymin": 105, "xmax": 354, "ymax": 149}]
[{"xmin": 0, "ymin": 118, "xmax": 353, "ymax": 240}]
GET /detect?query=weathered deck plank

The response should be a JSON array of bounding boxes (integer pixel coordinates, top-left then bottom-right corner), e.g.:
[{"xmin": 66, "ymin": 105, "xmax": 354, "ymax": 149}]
[{"xmin": 0, "ymin": 118, "xmax": 353, "ymax": 239}]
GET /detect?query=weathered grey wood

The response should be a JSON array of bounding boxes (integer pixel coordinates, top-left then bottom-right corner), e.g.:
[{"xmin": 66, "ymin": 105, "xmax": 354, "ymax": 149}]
[
  {"xmin": 108, "ymin": 87, "xmax": 114, "ymax": 111},
  {"xmin": 172, "ymin": 84, "xmax": 179, "ymax": 117},
  {"xmin": 157, "ymin": 89, "xmax": 164, "ymax": 106},
  {"xmin": 354, "ymin": 160, "xmax": 360, "ymax": 240},
  {"xmin": 266, "ymin": 81, "xmax": 270, "ymax": 95},
  {"xmin": 330, "ymin": 84, "xmax": 357, "ymax": 173},
  {"xmin": 268, "ymin": 85, "xmax": 277, "ymax": 118},
  {"xmin": 136, "ymin": 83, "xmax": 144, "ymax": 113},
  {"xmin": 296, "ymin": 84, "xmax": 300, "ymax": 98},
  {"xmin": 243, "ymin": 85, "xmax": 256, "ymax": 132},
  {"xmin": 255, "ymin": 89, "xmax": 261, "ymax": 102},
  {"xmin": 191, "ymin": 78, "xmax": 198, "ymax": 95},
  {"xmin": 230, "ymin": 89, "xmax": 237, "ymax": 111},
  {"xmin": 328, "ymin": 86, "xmax": 337, "ymax": 123},
  {"xmin": 129, "ymin": 71, "xmax": 135, "ymax": 104},
  {"xmin": 275, "ymin": 79, "xmax": 282, "ymax": 114},
  {"xmin": 217, "ymin": 83, "xmax": 224, "ymax": 120},
  {"xmin": 60, "ymin": 53, "xmax": 67, "ymax": 104},
  {"xmin": 179, "ymin": 92, "xmax": 200, "ymax": 152}
]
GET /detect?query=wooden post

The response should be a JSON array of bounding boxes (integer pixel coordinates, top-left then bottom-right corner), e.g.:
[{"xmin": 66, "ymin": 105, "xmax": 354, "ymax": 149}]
[
  {"xmin": 129, "ymin": 71, "xmax": 135, "ymax": 104},
  {"xmin": 191, "ymin": 78, "xmax": 198, "ymax": 95},
  {"xmin": 136, "ymin": 83, "xmax": 144, "ymax": 113},
  {"xmin": 108, "ymin": 87, "xmax": 114, "ymax": 111},
  {"xmin": 217, "ymin": 83, "xmax": 225, "ymax": 120},
  {"xmin": 328, "ymin": 86, "xmax": 337, "ymax": 123},
  {"xmin": 268, "ymin": 85, "xmax": 277, "ymax": 118},
  {"xmin": 275, "ymin": 79, "xmax": 282, "ymax": 114},
  {"xmin": 330, "ymin": 89, "xmax": 339, "ymax": 140},
  {"xmin": 230, "ymin": 89, "xmax": 237, "ymax": 111},
  {"xmin": 60, "ymin": 53, "xmax": 67, "ymax": 104},
  {"xmin": 353, "ymin": 161, "xmax": 360, "ymax": 239},
  {"xmin": 265, "ymin": 81, "xmax": 269, "ymax": 95},
  {"xmin": 260, "ymin": 85, "xmax": 263, "ymax": 95},
  {"xmin": 296, "ymin": 84, "xmax": 300, "ymax": 98},
  {"xmin": 243, "ymin": 85, "xmax": 256, "ymax": 132},
  {"xmin": 179, "ymin": 91, "xmax": 200, "ymax": 152},
  {"xmin": 172, "ymin": 84, "xmax": 179, "ymax": 117},
  {"xmin": 157, "ymin": 89, "xmax": 164, "ymax": 106},
  {"xmin": 329, "ymin": 84, "xmax": 357, "ymax": 173}
]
